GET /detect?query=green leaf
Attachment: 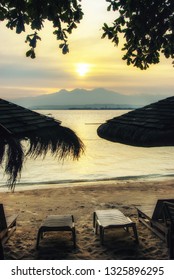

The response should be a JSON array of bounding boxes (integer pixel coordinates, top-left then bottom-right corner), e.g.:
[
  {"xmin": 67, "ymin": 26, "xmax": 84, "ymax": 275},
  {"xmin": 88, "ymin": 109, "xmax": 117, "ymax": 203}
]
[{"xmin": 26, "ymin": 48, "xmax": 36, "ymax": 59}]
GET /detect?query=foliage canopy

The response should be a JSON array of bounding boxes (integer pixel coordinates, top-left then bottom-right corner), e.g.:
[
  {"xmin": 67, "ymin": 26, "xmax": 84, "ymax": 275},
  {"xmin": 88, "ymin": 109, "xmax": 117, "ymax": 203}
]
[
  {"xmin": 0, "ymin": 0, "xmax": 83, "ymax": 58},
  {"xmin": 103, "ymin": 0, "xmax": 174, "ymax": 69},
  {"xmin": 1, "ymin": 0, "xmax": 174, "ymax": 69}
]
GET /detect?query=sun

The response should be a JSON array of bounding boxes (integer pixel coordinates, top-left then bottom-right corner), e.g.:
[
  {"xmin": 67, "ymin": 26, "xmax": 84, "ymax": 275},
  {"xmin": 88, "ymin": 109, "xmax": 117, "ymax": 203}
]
[{"xmin": 76, "ymin": 63, "xmax": 90, "ymax": 77}]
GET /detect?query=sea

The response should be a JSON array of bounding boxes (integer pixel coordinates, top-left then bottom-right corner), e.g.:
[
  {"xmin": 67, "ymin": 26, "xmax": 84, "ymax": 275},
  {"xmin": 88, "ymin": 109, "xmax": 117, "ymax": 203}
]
[{"xmin": 1, "ymin": 109, "xmax": 174, "ymax": 190}]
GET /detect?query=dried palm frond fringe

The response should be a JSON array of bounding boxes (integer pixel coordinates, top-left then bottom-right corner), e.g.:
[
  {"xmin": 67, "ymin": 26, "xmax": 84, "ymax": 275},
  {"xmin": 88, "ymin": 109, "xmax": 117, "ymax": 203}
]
[
  {"xmin": 97, "ymin": 96, "xmax": 174, "ymax": 147},
  {"xmin": 97, "ymin": 122, "xmax": 174, "ymax": 147},
  {"xmin": 26, "ymin": 125, "xmax": 84, "ymax": 160},
  {"xmin": 0, "ymin": 124, "xmax": 24, "ymax": 190},
  {"xmin": 0, "ymin": 124, "xmax": 84, "ymax": 191}
]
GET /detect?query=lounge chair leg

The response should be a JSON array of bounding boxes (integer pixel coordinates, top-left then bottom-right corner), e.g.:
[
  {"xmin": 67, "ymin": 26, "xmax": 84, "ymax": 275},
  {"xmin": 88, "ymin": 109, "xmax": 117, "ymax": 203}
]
[
  {"xmin": 93, "ymin": 212, "xmax": 98, "ymax": 234},
  {"xmin": 168, "ymin": 228, "xmax": 174, "ymax": 259},
  {"xmin": 95, "ymin": 222, "xmax": 99, "ymax": 235},
  {"xmin": 36, "ymin": 230, "xmax": 42, "ymax": 249},
  {"xmin": 72, "ymin": 228, "xmax": 76, "ymax": 249},
  {"xmin": 0, "ymin": 241, "xmax": 4, "ymax": 260},
  {"xmin": 93, "ymin": 212, "xmax": 96, "ymax": 228},
  {"xmin": 99, "ymin": 226, "xmax": 104, "ymax": 245},
  {"xmin": 132, "ymin": 224, "xmax": 139, "ymax": 243}
]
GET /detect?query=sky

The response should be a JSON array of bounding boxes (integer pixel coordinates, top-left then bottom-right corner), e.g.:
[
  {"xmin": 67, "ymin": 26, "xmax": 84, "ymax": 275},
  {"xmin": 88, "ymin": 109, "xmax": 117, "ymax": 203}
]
[{"xmin": 0, "ymin": 0, "xmax": 174, "ymax": 100}]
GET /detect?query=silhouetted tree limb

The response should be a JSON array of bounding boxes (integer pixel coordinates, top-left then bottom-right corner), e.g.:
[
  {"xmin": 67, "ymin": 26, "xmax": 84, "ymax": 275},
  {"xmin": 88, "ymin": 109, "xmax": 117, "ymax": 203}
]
[
  {"xmin": 0, "ymin": 0, "xmax": 83, "ymax": 58},
  {"xmin": 102, "ymin": 0, "xmax": 174, "ymax": 69}
]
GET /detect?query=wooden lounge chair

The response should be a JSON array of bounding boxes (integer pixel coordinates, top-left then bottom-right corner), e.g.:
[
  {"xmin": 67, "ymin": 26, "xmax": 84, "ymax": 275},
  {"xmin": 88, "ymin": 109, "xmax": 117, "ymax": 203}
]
[
  {"xmin": 163, "ymin": 201, "xmax": 174, "ymax": 259},
  {"xmin": 93, "ymin": 209, "xmax": 139, "ymax": 244},
  {"xmin": 0, "ymin": 204, "xmax": 18, "ymax": 260},
  {"xmin": 36, "ymin": 214, "xmax": 76, "ymax": 249},
  {"xmin": 136, "ymin": 199, "xmax": 174, "ymax": 244}
]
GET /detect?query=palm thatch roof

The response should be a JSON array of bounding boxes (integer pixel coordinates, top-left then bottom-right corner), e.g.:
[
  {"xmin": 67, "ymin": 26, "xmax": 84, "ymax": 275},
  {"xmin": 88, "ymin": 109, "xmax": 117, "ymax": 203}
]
[
  {"xmin": 0, "ymin": 99, "xmax": 84, "ymax": 190},
  {"xmin": 97, "ymin": 96, "xmax": 174, "ymax": 147}
]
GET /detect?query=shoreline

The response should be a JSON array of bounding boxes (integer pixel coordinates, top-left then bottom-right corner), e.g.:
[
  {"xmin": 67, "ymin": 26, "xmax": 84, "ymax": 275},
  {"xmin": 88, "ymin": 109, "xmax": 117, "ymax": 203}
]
[
  {"xmin": 1, "ymin": 177, "xmax": 174, "ymax": 259},
  {"xmin": 1, "ymin": 174, "xmax": 174, "ymax": 192}
]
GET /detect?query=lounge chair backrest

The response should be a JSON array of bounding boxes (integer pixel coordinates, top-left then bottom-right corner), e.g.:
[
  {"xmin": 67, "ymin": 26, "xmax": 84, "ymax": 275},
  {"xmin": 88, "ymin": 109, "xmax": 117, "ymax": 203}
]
[
  {"xmin": 152, "ymin": 199, "xmax": 174, "ymax": 221},
  {"xmin": 163, "ymin": 201, "xmax": 174, "ymax": 229},
  {"xmin": 0, "ymin": 204, "xmax": 7, "ymax": 230}
]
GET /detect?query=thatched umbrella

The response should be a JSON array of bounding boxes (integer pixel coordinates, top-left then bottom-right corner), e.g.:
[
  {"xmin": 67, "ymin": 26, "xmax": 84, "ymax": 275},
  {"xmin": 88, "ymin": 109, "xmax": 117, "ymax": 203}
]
[
  {"xmin": 0, "ymin": 98, "xmax": 84, "ymax": 190},
  {"xmin": 97, "ymin": 96, "xmax": 174, "ymax": 147}
]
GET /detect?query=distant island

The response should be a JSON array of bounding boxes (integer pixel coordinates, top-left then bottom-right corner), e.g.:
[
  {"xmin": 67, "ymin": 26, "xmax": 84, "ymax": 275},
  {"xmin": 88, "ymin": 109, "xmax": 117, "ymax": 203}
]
[
  {"xmin": 10, "ymin": 88, "xmax": 166, "ymax": 109},
  {"xmin": 31, "ymin": 104, "xmax": 138, "ymax": 110}
]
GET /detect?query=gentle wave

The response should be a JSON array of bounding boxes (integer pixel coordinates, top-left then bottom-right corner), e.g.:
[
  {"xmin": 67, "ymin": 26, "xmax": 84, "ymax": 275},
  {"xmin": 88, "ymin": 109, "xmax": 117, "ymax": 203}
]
[{"xmin": 1, "ymin": 173, "xmax": 174, "ymax": 190}]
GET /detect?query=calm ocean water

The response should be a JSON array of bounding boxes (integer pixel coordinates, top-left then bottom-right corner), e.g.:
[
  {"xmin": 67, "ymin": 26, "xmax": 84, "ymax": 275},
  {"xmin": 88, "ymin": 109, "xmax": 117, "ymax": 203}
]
[{"xmin": 1, "ymin": 110, "xmax": 174, "ymax": 189}]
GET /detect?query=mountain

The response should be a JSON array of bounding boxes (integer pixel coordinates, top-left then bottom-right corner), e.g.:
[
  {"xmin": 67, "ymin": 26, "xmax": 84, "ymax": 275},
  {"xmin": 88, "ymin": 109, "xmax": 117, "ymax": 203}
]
[{"xmin": 9, "ymin": 88, "xmax": 166, "ymax": 109}]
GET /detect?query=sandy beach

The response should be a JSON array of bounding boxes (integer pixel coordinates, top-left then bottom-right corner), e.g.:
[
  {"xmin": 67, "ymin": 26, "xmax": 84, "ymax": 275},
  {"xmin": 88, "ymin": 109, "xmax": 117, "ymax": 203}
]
[{"xmin": 1, "ymin": 178, "xmax": 174, "ymax": 260}]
